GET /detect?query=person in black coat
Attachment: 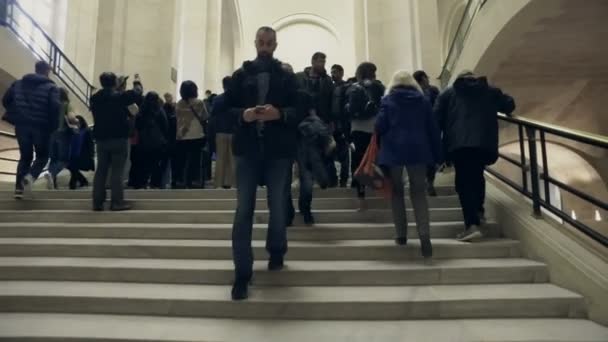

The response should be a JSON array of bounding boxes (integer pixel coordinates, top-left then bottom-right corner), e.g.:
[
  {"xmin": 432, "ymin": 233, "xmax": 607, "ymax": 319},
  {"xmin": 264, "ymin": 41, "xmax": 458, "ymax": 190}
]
[
  {"xmin": 67, "ymin": 115, "xmax": 95, "ymax": 189},
  {"xmin": 435, "ymin": 71, "xmax": 515, "ymax": 242},
  {"xmin": 227, "ymin": 26, "xmax": 300, "ymax": 301},
  {"xmin": 2, "ymin": 61, "xmax": 61, "ymax": 199},
  {"xmin": 90, "ymin": 72, "xmax": 139, "ymax": 211},
  {"xmin": 414, "ymin": 70, "xmax": 441, "ymax": 197},
  {"xmin": 162, "ymin": 93, "xmax": 177, "ymax": 188},
  {"xmin": 296, "ymin": 52, "xmax": 336, "ymax": 186},
  {"xmin": 134, "ymin": 92, "xmax": 168, "ymax": 189}
]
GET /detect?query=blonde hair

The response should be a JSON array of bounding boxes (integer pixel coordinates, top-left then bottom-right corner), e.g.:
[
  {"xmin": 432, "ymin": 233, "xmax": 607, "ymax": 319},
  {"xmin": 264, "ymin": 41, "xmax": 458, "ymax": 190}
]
[{"xmin": 387, "ymin": 70, "xmax": 423, "ymax": 95}]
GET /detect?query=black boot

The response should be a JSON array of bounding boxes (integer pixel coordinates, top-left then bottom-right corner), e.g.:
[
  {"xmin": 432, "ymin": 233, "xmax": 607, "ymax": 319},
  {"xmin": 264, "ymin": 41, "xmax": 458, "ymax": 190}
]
[
  {"xmin": 302, "ymin": 211, "xmax": 315, "ymax": 226},
  {"xmin": 421, "ymin": 238, "xmax": 433, "ymax": 259},
  {"xmin": 395, "ymin": 237, "xmax": 408, "ymax": 246},
  {"xmin": 268, "ymin": 255, "xmax": 284, "ymax": 271},
  {"xmin": 231, "ymin": 278, "xmax": 250, "ymax": 301}
]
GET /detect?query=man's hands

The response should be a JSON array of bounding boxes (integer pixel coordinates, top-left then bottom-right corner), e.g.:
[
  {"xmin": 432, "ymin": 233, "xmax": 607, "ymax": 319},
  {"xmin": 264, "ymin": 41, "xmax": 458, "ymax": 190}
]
[{"xmin": 242, "ymin": 105, "xmax": 281, "ymax": 123}]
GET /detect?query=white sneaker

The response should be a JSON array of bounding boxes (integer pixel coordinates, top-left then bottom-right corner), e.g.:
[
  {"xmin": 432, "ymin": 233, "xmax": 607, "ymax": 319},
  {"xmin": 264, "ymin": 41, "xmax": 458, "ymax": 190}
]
[
  {"xmin": 44, "ymin": 173, "xmax": 55, "ymax": 190},
  {"xmin": 22, "ymin": 174, "xmax": 34, "ymax": 198},
  {"xmin": 457, "ymin": 225, "xmax": 483, "ymax": 242}
]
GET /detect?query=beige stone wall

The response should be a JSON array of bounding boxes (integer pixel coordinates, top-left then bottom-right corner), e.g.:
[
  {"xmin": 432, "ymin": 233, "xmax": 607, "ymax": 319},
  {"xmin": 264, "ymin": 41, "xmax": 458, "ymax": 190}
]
[
  {"xmin": 93, "ymin": 0, "xmax": 176, "ymax": 97},
  {"xmin": 63, "ymin": 0, "xmax": 99, "ymax": 83}
]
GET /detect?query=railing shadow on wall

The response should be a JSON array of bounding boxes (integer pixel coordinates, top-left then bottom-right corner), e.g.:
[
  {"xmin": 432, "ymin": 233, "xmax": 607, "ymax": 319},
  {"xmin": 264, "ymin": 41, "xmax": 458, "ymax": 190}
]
[
  {"xmin": 487, "ymin": 114, "xmax": 608, "ymax": 247},
  {"xmin": 0, "ymin": 0, "xmax": 94, "ymax": 108},
  {"xmin": 439, "ymin": 0, "xmax": 488, "ymax": 88}
]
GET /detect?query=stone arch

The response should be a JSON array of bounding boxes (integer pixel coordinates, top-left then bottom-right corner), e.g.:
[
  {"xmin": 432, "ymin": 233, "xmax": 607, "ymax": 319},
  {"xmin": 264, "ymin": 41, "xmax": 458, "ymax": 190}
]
[
  {"xmin": 272, "ymin": 13, "xmax": 342, "ymax": 42},
  {"xmin": 270, "ymin": 13, "xmax": 343, "ymax": 72}
]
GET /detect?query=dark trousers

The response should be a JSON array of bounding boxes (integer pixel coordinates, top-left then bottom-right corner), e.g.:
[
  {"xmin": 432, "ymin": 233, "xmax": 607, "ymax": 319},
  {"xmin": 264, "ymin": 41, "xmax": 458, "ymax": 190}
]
[
  {"xmin": 174, "ymin": 139, "xmax": 203, "ymax": 188},
  {"xmin": 350, "ymin": 131, "xmax": 372, "ymax": 198},
  {"xmin": 335, "ymin": 133, "xmax": 350, "ymax": 186},
  {"xmin": 69, "ymin": 167, "xmax": 88, "ymax": 189},
  {"xmin": 93, "ymin": 139, "xmax": 128, "ymax": 207},
  {"xmin": 169, "ymin": 144, "xmax": 178, "ymax": 188},
  {"xmin": 426, "ymin": 164, "xmax": 436, "ymax": 188},
  {"xmin": 452, "ymin": 148, "xmax": 487, "ymax": 228},
  {"xmin": 128, "ymin": 145, "xmax": 144, "ymax": 188},
  {"xmin": 232, "ymin": 156, "xmax": 291, "ymax": 281},
  {"xmin": 286, "ymin": 161, "xmax": 295, "ymax": 222},
  {"xmin": 137, "ymin": 148, "xmax": 163, "ymax": 189},
  {"xmin": 15, "ymin": 125, "xmax": 50, "ymax": 190},
  {"xmin": 152, "ymin": 150, "xmax": 170, "ymax": 189},
  {"xmin": 297, "ymin": 149, "xmax": 329, "ymax": 214},
  {"xmin": 388, "ymin": 165, "xmax": 430, "ymax": 240}
]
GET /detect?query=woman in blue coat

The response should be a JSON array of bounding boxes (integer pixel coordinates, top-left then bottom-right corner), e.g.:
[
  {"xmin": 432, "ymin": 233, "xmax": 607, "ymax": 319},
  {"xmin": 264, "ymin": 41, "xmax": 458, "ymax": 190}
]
[{"xmin": 375, "ymin": 70, "xmax": 442, "ymax": 261}]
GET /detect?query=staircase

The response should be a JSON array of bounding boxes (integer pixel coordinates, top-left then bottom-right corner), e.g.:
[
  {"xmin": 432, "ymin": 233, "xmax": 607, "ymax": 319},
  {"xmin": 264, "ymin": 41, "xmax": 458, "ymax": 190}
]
[{"xmin": 0, "ymin": 182, "xmax": 606, "ymax": 341}]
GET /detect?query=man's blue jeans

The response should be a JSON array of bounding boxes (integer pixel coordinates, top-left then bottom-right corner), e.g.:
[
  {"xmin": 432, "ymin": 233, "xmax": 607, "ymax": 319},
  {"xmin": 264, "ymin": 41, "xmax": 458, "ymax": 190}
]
[
  {"xmin": 232, "ymin": 156, "xmax": 292, "ymax": 281},
  {"xmin": 15, "ymin": 125, "xmax": 50, "ymax": 190}
]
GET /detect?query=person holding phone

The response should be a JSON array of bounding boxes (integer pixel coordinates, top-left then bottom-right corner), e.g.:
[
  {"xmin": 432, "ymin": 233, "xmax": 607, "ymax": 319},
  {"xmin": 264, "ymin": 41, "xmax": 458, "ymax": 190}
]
[{"xmin": 227, "ymin": 26, "xmax": 300, "ymax": 301}]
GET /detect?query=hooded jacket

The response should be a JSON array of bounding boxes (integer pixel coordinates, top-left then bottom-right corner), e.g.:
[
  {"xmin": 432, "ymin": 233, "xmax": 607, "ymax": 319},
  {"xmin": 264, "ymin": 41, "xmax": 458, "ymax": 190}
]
[
  {"xmin": 295, "ymin": 67, "xmax": 335, "ymax": 123},
  {"xmin": 375, "ymin": 86, "xmax": 442, "ymax": 166},
  {"xmin": 227, "ymin": 57, "xmax": 300, "ymax": 160},
  {"xmin": 2, "ymin": 74, "xmax": 61, "ymax": 131},
  {"xmin": 434, "ymin": 76, "xmax": 515, "ymax": 164}
]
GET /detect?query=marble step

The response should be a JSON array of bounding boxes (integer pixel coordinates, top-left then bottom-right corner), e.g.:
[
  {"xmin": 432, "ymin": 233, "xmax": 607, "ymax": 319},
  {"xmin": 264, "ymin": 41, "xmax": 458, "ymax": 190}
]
[
  {"xmin": 0, "ymin": 209, "xmax": 463, "ymax": 224},
  {"xmin": 0, "ymin": 186, "xmax": 457, "ymax": 200},
  {"xmin": 0, "ymin": 281, "xmax": 586, "ymax": 320},
  {"xmin": 0, "ymin": 222, "xmax": 495, "ymax": 240},
  {"xmin": 0, "ymin": 257, "xmax": 548, "ymax": 286},
  {"xmin": 0, "ymin": 238, "xmax": 521, "ymax": 260},
  {"xmin": 1, "ymin": 314, "xmax": 607, "ymax": 342},
  {"xmin": 0, "ymin": 196, "xmax": 461, "ymax": 210}
]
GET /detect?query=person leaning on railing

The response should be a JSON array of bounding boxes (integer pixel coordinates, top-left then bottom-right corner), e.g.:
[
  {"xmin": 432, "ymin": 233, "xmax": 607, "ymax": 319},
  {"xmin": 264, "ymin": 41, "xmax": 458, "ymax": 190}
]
[{"xmin": 434, "ymin": 70, "xmax": 515, "ymax": 242}]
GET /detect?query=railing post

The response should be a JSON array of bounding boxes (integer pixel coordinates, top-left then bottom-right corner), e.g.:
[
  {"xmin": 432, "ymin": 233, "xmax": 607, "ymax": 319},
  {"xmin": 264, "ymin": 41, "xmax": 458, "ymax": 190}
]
[
  {"xmin": 0, "ymin": 0, "xmax": 8, "ymax": 26},
  {"xmin": 526, "ymin": 126, "xmax": 542, "ymax": 217}
]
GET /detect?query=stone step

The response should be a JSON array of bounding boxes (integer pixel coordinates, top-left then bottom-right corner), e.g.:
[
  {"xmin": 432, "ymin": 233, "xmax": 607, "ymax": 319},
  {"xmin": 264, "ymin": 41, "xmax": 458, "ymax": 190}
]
[
  {"xmin": 0, "ymin": 209, "xmax": 463, "ymax": 224},
  {"xmin": 0, "ymin": 196, "xmax": 461, "ymax": 210},
  {"xmin": 0, "ymin": 257, "xmax": 548, "ymax": 286},
  {"xmin": 1, "ymin": 314, "xmax": 607, "ymax": 342},
  {"xmin": 0, "ymin": 186, "xmax": 457, "ymax": 200},
  {"xmin": 0, "ymin": 238, "xmax": 521, "ymax": 260},
  {"xmin": 0, "ymin": 281, "xmax": 585, "ymax": 320},
  {"xmin": 0, "ymin": 222, "xmax": 494, "ymax": 240}
]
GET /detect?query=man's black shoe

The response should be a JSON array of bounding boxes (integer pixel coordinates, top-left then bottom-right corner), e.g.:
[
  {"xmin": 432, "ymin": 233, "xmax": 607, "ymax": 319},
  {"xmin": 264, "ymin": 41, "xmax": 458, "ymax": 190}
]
[
  {"xmin": 421, "ymin": 238, "xmax": 433, "ymax": 258},
  {"xmin": 231, "ymin": 280, "xmax": 249, "ymax": 301},
  {"xmin": 303, "ymin": 212, "xmax": 315, "ymax": 226},
  {"xmin": 395, "ymin": 237, "xmax": 408, "ymax": 246},
  {"xmin": 268, "ymin": 256, "xmax": 284, "ymax": 271},
  {"xmin": 110, "ymin": 202, "xmax": 132, "ymax": 211}
]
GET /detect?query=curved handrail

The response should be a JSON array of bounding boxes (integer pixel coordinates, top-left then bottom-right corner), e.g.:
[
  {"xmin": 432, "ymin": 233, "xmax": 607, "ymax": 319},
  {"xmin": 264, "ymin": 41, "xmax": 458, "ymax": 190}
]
[
  {"xmin": 492, "ymin": 113, "xmax": 608, "ymax": 247},
  {"xmin": 499, "ymin": 114, "xmax": 608, "ymax": 149},
  {"xmin": 2, "ymin": 0, "xmax": 95, "ymax": 107}
]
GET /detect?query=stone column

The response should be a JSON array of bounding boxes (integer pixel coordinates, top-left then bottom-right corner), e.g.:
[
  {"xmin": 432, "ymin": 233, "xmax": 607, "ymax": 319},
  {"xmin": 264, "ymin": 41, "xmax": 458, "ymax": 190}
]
[
  {"xmin": 93, "ymin": 0, "xmax": 127, "ymax": 87},
  {"xmin": 365, "ymin": 0, "xmax": 420, "ymax": 84},
  {"xmin": 204, "ymin": 0, "xmax": 222, "ymax": 93},
  {"xmin": 174, "ymin": 0, "xmax": 208, "ymax": 93}
]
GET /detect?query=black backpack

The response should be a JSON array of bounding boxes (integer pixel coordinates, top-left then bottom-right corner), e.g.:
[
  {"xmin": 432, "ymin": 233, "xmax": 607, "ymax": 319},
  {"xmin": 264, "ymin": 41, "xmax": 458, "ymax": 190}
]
[{"xmin": 347, "ymin": 82, "xmax": 381, "ymax": 120}]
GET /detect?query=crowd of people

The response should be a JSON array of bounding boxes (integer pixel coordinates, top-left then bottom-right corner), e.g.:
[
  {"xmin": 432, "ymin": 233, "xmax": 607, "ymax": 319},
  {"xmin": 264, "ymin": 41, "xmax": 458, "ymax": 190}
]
[{"xmin": 2, "ymin": 26, "xmax": 515, "ymax": 301}]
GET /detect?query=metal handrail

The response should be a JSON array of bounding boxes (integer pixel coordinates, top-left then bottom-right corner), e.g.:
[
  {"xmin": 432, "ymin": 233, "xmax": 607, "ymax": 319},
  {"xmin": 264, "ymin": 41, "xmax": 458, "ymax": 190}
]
[
  {"xmin": 489, "ymin": 114, "xmax": 608, "ymax": 247},
  {"xmin": 1, "ymin": 0, "xmax": 94, "ymax": 108},
  {"xmin": 439, "ymin": 0, "xmax": 487, "ymax": 88}
]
